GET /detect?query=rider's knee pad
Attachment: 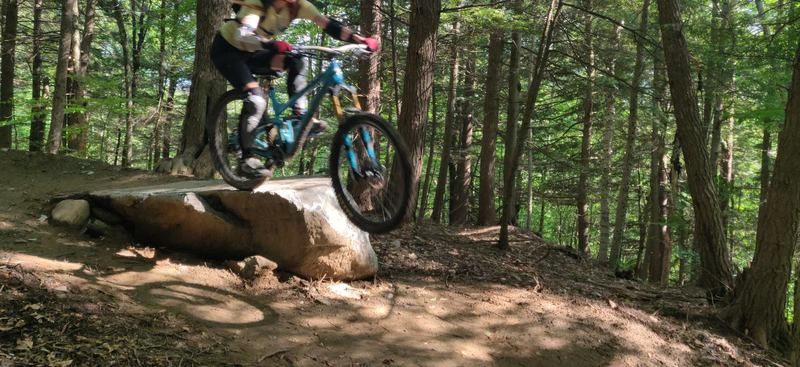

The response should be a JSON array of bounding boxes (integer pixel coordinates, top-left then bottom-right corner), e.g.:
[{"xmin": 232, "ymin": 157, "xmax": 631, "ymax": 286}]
[{"xmin": 244, "ymin": 88, "xmax": 267, "ymax": 115}]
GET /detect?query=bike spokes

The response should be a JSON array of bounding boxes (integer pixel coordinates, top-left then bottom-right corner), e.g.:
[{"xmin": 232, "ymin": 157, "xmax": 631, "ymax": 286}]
[{"xmin": 330, "ymin": 114, "xmax": 412, "ymax": 233}]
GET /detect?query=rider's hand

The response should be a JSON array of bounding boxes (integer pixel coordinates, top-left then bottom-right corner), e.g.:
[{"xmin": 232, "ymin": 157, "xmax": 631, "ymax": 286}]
[
  {"xmin": 263, "ymin": 40, "xmax": 293, "ymax": 54},
  {"xmin": 361, "ymin": 37, "xmax": 379, "ymax": 52}
]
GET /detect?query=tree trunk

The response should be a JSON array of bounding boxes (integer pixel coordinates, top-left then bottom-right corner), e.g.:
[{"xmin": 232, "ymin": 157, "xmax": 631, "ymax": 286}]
[
  {"xmin": 47, "ymin": 0, "xmax": 79, "ymax": 154},
  {"xmin": 451, "ymin": 55, "xmax": 476, "ymax": 226},
  {"xmin": 130, "ymin": 0, "xmax": 148, "ymax": 98},
  {"xmin": 506, "ymin": 0, "xmax": 524, "ymax": 226},
  {"xmin": 725, "ymin": 41, "xmax": 800, "ymax": 353},
  {"xmin": 99, "ymin": 0, "xmax": 135, "ymax": 167},
  {"xmin": 66, "ymin": 0, "xmax": 97, "ymax": 157},
  {"xmin": 476, "ymin": 31, "xmax": 504, "ymax": 226},
  {"xmin": 498, "ymin": 0, "xmax": 561, "ymax": 249},
  {"xmin": 29, "ymin": 0, "xmax": 45, "ymax": 152},
  {"xmin": 656, "ymin": 0, "xmax": 734, "ymax": 291},
  {"xmin": 388, "ymin": 0, "xmax": 401, "ymax": 120},
  {"xmin": 755, "ymin": 0, "xmax": 772, "ymax": 226},
  {"xmin": 152, "ymin": 0, "xmax": 169, "ymax": 168},
  {"xmin": 598, "ymin": 23, "xmax": 621, "ymax": 263},
  {"xmin": 525, "ymin": 139, "xmax": 533, "ymax": 229},
  {"xmin": 418, "ymin": 88, "xmax": 438, "ymax": 221},
  {"xmin": 0, "ymin": 0, "xmax": 17, "ymax": 149},
  {"xmin": 162, "ymin": 73, "xmax": 177, "ymax": 159},
  {"xmin": 758, "ymin": 128, "xmax": 771, "ymax": 219},
  {"xmin": 576, "ymin": 0, "xmax": 594, "ymax": 255},
  {"xmin": 392, "ymin": 0, "xmax": 441, "ymax": 223},
  {"xmin": 175, "ymin": 0, "xmax": 229, "ymax": 177},
  {"xmin": 504, "ymin": 0, "xmax": 522, "ymax": 180},
  {"xmin": 430, "ymin": 15, "xmax": 461, "ymax": 223},
  {"xmin": 707, "ymin": 0, "xmax": 736, "ymax": 181},
  {"xmin": 359, "ymin": 0, "xmax": 381, "ymax": 114},
  {"xmin": 645, "ymin": 44, "xmax": 672, "ymax": 285},
  {"xmin": 610, "ymin": 0, "xmax": 650, "ymax": 270}
]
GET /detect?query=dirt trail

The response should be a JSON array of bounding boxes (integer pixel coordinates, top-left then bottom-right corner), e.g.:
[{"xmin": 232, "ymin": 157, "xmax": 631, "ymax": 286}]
[{"xmin": 0, "ymin": 151, "xmax": 786, "ymax": 366}]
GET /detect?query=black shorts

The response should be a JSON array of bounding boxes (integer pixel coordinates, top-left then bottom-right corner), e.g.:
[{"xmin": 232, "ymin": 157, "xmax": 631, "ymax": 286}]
[{"xmin": 211, "ymin": 33, "xmax": 279, "ymax": 90}]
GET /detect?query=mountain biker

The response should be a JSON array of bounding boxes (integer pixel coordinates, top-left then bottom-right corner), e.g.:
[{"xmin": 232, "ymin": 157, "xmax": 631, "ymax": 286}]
[{"xmin": 211, "ymin": 0, "xmax": 379, "ymax": 178}]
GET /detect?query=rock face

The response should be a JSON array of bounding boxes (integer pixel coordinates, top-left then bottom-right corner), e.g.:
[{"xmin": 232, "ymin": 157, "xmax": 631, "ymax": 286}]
[
  {"xmin": 51, "ymin": 199, "xmax": 91, "ymax": 228},
  {"xmin": 89, "ymin": 179, "xmax": 377, "ymax": 280}
]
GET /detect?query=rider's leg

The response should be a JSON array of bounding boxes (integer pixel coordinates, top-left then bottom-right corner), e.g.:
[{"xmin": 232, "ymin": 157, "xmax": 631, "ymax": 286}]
[
  {"xmin": 211, "ymin": 35, "xmax": 271, "ymax": 178},
  {"xmin": 249, "ymin": 49, "xmax": 326, "ymax": 132},
  {"xmin": 284, "ymin": 53, "xmax": 309, "ymax": 116},
  {"xmin": 237, "ymin": 85, "xmax": 271, "ymax": 178},
  {"xmin": 285, "ymin": 53, "xmax": 327, "ymax": 133}
]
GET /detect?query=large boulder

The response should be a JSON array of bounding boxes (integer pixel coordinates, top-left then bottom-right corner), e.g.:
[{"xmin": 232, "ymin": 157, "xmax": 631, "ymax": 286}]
[
  {"xmin": 51, "ymin": 199, "xmax": 91, "ymax": 229},
  {"xmin": 89, "ymin": 178, "xmax": 377, "ymax": 280}
]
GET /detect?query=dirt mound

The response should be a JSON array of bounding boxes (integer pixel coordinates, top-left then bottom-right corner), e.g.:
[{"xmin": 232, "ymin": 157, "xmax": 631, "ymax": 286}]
[{"xmin": 0, "ymin": 151, "xmax": 787, "ymax": 366}]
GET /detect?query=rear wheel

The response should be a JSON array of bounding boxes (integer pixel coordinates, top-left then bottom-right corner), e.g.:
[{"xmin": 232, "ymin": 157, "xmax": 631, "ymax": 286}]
[
  {"xmin": 207, "ymin": 90, "xmax": 268, "ymax": 191},
  {"xmin": 329, "ymin": 113, "xmax": 412, "ymax": 234}
]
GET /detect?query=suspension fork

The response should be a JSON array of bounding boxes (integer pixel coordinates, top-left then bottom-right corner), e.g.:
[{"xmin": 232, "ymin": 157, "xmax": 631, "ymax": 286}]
[{"xmin": 332, "ymin": 88, "xmax": 379, "ymax": 173}]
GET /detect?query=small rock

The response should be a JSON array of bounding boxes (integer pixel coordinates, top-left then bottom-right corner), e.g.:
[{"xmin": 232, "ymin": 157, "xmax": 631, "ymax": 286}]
[
  {"xmin": 229, "ymin": 255, "xmax": 279, "ymax": 280},
  {"xmin": 51, "ymin": 199, "xmax": 91, "ymax": 228},
  {"xmin": 408, "ymin": 253, "xmax": 418, "ymax": 260},
  {"xmin": 85, "ymin": 219, "xmax": 110, "ymax": 237},
  {"xmin": 13, "ymin": 239, "xmax": 27, "ymax": 244},
  {"xmin": 391, "ymin": 240, "xmax": 401, "ymax": 247}
]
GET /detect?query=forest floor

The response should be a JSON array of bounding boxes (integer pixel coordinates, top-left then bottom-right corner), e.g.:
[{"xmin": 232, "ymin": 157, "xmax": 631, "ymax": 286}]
[{"xmin": 0, "ymin": 150, "xmax": 788, "ymax": 367}]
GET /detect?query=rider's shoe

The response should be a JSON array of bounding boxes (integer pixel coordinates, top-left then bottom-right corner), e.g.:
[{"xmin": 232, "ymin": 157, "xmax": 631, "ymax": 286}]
[{"xmin": 238, "ymin": 157, "xmax": 273, "ymax": 179}]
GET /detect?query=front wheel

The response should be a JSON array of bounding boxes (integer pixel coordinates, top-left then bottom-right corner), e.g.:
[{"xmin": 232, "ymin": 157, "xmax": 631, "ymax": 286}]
[
  {"xmin": 329, "ymin": 113, "xmax": 412, "ymax": 234},
  {"xmin": 207, "ymin": 90, "xmax": 266, "ymax": 191}
]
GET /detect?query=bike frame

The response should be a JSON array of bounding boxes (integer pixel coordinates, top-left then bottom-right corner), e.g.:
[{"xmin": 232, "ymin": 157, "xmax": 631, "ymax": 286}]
[{"xmin": 249, "ymin": 57, "xmax": 363, "ymax": 162}]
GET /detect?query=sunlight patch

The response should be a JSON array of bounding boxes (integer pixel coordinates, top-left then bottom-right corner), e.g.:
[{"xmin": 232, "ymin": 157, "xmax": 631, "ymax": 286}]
[{"xmin": 0, "ymin": 252, "xmax": 83, "ymax": 272}]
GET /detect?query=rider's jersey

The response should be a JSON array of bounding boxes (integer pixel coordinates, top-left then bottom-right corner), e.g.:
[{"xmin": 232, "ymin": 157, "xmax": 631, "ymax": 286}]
[{"xmin": 220, "ymin": 0, "xmax": 321, "ymax": 51}]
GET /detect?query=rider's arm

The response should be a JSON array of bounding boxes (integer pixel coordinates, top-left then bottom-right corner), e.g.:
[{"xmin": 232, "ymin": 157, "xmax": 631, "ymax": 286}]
[
  {"xmin": 234, "ymin": 14, "xmax": 267, "ymax": 52},
  {"xmin": 313, "ymin": 15, "xmax": 378, "ymax": 50},
  {"xmin": 294, "ymin": 0, "xmax": 378, "ymax": 50},
  {"xmin": 313, "ymin": 16, "xmax": 356, "ymax": 43}
]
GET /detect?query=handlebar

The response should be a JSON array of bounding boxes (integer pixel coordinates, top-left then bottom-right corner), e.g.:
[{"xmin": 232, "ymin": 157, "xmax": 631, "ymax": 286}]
[{"xmin": 293, "ymin": 44, "xmax": 371, "ymax": 58}]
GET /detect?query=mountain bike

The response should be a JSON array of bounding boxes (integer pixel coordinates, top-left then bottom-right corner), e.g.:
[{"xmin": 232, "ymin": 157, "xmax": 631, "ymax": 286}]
[{"xmin": 206, "ymin": 44, "xmax": 412, "ymax": 234}]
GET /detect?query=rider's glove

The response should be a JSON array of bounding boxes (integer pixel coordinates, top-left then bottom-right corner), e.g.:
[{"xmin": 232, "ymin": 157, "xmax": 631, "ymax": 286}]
[
  {"xmin": 263, "ymin": 40, "xmax": 293, "ymax": 54},
  {"xmin": 361, "ymin": 37, "xmax": 379, "ymax": 52}
]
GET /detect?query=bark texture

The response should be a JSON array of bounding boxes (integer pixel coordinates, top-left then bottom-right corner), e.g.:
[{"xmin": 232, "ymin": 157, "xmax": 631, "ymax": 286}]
[
  {"xmin": 29, "ymin": 0, "xmax": 45, "ymax": 152},
  {"xmin": 477, "ymin": 31, "xmax": 504, "ymax": 226},
  {"xmin": 430, "ymin": 16, "xmax": 461, "ymax": 223},
  {"xmin": 576, "ymin": 0, "xmax": 594, "ymax": 255},
  {"xmin": 498, "ymin": 0, "xmax": 561, "ymax": 249},
  {"xmin": 725, "ymin": 41, "xmax": 800, "ymax": 354},
  {"xmin": 645, "ymin": 48, "xmax": 671, "ymax": 285},
  {"xmin": 451, "ymin": 55, "xmax": 476, "ymax": 226},
  {"xmin": 657, "ymin": 0, "xmax": 734, "ymax": 290},
  {"xmin": 358, "ymin": 0, "xmax": 381, "ymax": 114},
  {"xmin": 47, "ymin": 0, "xmax": 80, "ymax": 154},
  {"xmin": 598, "ymin": 24, "xmax": 621, "ymax": 263},
  {"xmin": 174, "ymin": 0, "xmax": 229, "ymax": 177},
  {"xmin": 610, "ymin": 0, "xmax": 650, "ymax": 270},
  {"xmin": 505, "ymin": 0, "xmax": 524, "ymax": 228},
  {"xmin": 0, "ymin": 0, "xmax": 18, "ymax": 149},
  {"xmin": 67, "ymin": 0, "xmax": 98, "ymax": 156},
  {"xmin": 393, "ymin": 0, "xmax": 441, "ymax": 222}
]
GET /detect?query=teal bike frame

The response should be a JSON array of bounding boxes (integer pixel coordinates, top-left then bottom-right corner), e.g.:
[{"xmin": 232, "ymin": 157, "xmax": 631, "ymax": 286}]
[{"xmin": 245, "ymin": 57, "xmax": 345, "ymax": 160}]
